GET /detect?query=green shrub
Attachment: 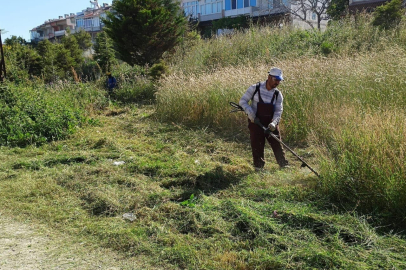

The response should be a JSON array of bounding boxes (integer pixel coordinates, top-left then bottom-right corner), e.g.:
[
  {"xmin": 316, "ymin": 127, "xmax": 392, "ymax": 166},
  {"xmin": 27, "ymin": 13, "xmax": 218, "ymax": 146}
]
[
  {"xmin": 0, "ymin": 82, "xmax": 106, "ymax": 146},
  {"xmin": 148, "ymin": 61, "xmax": 168, "ymax": 81},
  {"xmin": 320, "ymin": 41, "xmax": 334, "ymax": 55},
  {"xmin": 372, "ymin": 0, "xmax": 404, "ymax": 30}
]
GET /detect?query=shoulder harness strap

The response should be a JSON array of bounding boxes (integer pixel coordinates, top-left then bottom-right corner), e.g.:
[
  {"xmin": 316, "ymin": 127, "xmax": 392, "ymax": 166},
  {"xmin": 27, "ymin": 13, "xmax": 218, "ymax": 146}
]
[
  {"xmin": 271, "ymin": 89, "xmax": 279, "ymax": 104},
  {"xmin": 275, "ymin": 89, "xmax": 279, "ymax": 101},
  {"xmin": 251, "ymin": 82, "xmax": 260, "ymax": 100}
]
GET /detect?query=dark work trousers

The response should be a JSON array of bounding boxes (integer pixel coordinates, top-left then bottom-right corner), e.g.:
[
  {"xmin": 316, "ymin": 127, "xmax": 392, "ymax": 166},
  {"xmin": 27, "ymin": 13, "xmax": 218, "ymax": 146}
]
[
  {"xmin": 249, "ymin": 122, "xmax": 288, "ymax": 168},
  {"xmin": 248, "ymin": 86, "xmax": 288, "ymax": 168}
]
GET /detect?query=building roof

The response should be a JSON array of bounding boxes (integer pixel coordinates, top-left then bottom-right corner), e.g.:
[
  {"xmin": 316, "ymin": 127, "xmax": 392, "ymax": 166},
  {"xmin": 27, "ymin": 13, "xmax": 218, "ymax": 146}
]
[{"xmin": 349, "ymin": 0, "xmax": 389, "ymax": 11}]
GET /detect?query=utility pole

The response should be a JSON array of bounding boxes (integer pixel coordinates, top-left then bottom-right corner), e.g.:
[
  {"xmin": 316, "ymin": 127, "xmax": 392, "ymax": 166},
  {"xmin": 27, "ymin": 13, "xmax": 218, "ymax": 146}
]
[{"xmin": 0, "ymin": 29, "xmax": 7, "ymax": 82}]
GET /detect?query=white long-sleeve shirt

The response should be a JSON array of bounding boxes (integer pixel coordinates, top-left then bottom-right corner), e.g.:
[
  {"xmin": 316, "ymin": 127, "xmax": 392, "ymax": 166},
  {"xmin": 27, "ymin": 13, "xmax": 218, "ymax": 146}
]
[{"xmin": 239, "ymin": 80, "xmax": 283, "ymax": 123}]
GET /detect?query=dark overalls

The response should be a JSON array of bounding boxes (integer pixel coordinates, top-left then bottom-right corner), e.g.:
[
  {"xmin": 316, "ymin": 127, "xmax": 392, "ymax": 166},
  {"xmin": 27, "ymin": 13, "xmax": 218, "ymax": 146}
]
[{"xmin": 248, "ymin": 83, "xmax": 288, "ymax": 168}]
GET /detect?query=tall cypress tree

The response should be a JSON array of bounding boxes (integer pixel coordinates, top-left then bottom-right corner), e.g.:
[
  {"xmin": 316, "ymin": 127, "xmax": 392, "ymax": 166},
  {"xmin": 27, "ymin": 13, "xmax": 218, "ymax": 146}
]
[
  {"xmin": 94, "ymin": 31, "xmax": 117, "ymax": 73},
  {"xmin": 61, "ymin": 32, "xmax": 84, "ymax": 68},
  {"xmin": 102, "ymin": 0, "xmax": 187, "ymax": 66}
]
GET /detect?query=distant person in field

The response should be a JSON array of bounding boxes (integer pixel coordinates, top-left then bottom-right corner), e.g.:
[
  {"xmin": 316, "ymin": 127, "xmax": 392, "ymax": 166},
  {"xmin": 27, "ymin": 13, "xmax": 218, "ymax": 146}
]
[
  {"xmin": 239, "ymin": 67, "xmax": 289, "ymax": 170},
  {"xmin": 106, "ymin": 72, "xmax": 117, "ymax": 95}
]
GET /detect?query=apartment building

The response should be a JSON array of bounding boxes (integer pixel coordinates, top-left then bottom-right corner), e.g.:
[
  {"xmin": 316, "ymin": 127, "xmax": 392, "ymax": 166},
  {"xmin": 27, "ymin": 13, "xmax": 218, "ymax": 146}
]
[
  {"xmin": 182, "ymin": 0, "xmax": 328, "ymax": 31},
  {"xmin": 74, "ymin": 2, "xmax": 111, "ymax": 42},
  {"xmin": 30, "ymin": 1, "xmax": 111, "ymax": 44},
  {"xmin": 348, "ymin": 0, "xmax": 388, "ymax": 12},
  {"xmin": 30, "ymin": 14, "xmax": 76, "ymax": 43}
]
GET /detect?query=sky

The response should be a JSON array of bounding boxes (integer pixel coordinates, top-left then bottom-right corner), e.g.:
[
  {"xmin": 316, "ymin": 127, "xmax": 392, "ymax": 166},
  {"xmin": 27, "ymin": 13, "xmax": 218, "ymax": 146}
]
[{"xmin": 0, "ymin": 0, "xmax": 112, "ymax": 41}]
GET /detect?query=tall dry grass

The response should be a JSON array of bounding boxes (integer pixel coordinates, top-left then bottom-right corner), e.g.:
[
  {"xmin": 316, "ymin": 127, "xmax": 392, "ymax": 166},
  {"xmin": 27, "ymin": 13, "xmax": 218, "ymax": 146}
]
[{"xmin": 166, "ymin": 14, "xmax": 406, "ymax": 75}]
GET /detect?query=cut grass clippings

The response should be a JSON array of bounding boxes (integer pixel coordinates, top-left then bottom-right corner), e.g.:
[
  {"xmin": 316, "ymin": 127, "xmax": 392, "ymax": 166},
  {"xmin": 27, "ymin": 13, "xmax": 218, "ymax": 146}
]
[{"xmin": 0, "ymin": 104, "xmax": 405, "ymax": 269}]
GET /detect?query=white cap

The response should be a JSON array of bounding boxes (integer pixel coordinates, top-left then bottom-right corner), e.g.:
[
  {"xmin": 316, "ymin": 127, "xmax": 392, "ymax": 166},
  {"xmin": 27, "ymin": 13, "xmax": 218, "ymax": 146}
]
[{"xmin": 268, "ymin": 67, "xmax": 284, "ymax": 81}]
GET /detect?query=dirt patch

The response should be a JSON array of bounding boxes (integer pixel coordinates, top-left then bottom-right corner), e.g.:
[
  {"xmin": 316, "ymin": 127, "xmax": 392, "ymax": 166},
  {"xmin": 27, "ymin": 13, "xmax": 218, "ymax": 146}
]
[{"xmin": 0, "ymin": 213, "xmax": 160, "ymax": 270}]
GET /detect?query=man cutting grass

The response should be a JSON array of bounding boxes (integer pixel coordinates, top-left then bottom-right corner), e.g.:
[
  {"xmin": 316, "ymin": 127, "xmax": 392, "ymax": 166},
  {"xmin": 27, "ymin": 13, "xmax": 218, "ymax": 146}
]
[{"xmin": 239, "ymin": 67, "xmax": 289, "ymax": 170}]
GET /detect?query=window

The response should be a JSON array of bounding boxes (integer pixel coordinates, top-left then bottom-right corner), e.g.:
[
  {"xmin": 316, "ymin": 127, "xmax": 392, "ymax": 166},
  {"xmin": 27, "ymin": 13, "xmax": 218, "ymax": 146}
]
[
  {"xmin": 183, "ymin": 1, "xmax": 199, "ymax": 18},
  {"xmin": 84, "ymin": 18, "xmax": 92, "ymax": 28},
  {"xmin": 227, "ymin": 0, "xmax": 253, "ymax": 10},
  {"xmin": 273, "ymin": 0, "xmax": 280, "ymax": 8},
  {"xmin": 100, "ymin": 13, "xmax": 107, "ymax": 25},
  {"xmin": 94, "ymin": 17, "xmax": 100, "ymax": 27},
  {"xmin": 200, "ymin": 0, "xmax": 222, "ymax": 15},
  {"xmin": 312, "ymin": 12, "xmax": 316, "ymax": 20},
  {"xmin": 268, "ymin": 0, "xmax": 273, "ymax": 9},
  {"xmin": 76, "ymin": 18, "xmax": 84, "ymax": 27}
]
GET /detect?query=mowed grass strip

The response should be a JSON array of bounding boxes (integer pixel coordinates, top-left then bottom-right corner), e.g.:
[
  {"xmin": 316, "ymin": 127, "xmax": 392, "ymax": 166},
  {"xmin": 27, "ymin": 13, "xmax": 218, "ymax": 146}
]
[{"xmin": 0, "ymin": 104, "xmax": 405, "ymax": 269}]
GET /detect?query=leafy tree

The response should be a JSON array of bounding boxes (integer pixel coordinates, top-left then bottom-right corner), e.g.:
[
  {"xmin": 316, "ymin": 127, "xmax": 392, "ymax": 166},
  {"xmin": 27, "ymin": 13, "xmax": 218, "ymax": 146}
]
[
  {"xmin": 94, "ymin": 31, "xmax": 117, "ymax": 72},
  {"xmin": 4, "ymin": 42, "xmax": 42, "ymax": 83},
  {"xmin": 327, "ymin": 0, "xmax": 349, "ymax": 20},
  {"xmin": 102, "ymin": 0, "xmax": 188, "ymax": 66},
  {"xmin": 36, "ymin": 39, "xmax": 76, "ymax": 82},
  {"xmin": 37, "ymin": 39, "xmax": 58, "ymax": 82},
  {"xmin": 372, "ymin": 0, "xmax": 405, "ymax": 29},
  {"xmin": 55, "ymin": 44, "xmax": 76, "ymax": 75},
  {"xmin": 4, "ymin": 36, "xmax": 27, "ymax": 47},
  {"xmin": 15, "ymin": 45, "xmax": 42, "ymax": 77},
  {"xmin": 73, "ymin": 29, "xmax": 93, "ymax": 51},
  {"xmin": 61, "ymin": 33, "xmax": 84, "ymax": 68}
]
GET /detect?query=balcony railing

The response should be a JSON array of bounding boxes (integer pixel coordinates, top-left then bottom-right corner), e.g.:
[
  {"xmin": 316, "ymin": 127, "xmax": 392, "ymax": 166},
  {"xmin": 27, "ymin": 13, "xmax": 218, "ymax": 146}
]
[
  {"xmin": 199, "ymin": 12, "xmax": 223, "ymax": 21},
  {"xmin": 224, "ymin": 6, "xmax": 257, "ymax": 17},
  {"xmin": 75, "ymin": 25, "xmax": 102, "ymax": 32},
  {"xmin": 55, "ymin": 30, "xmax": 66, "ymax": 37}
]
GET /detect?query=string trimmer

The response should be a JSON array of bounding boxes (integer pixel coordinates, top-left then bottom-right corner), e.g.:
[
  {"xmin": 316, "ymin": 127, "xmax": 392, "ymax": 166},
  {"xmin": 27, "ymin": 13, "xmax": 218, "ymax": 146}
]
[{"xmin": 230, "ymin": 102, "xmax": 320, "ymax": 178}]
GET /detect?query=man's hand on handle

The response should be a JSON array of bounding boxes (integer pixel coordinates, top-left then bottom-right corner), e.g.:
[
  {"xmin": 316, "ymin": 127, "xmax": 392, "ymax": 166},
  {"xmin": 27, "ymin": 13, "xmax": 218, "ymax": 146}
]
[{"xmin": 264, "ymin": 121, "xmax": 277, "ymax": 135}]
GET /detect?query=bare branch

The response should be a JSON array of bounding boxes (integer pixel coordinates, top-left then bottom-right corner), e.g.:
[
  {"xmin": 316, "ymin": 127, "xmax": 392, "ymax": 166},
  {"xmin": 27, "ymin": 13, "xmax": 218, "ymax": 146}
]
[{"xmin": 283, "ymin": 0, "xmax": 331, "ymax": 29}]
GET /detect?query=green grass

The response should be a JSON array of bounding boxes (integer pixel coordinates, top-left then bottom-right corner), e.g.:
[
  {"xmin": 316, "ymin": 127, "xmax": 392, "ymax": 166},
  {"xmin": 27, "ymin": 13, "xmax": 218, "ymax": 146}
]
[{"xmin": 0, "ymin": 104, "xmax": 405, "ymax": 269}]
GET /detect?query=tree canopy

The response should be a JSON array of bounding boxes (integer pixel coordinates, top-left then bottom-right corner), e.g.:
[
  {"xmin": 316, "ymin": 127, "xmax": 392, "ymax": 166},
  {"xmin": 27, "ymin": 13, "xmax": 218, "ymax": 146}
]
[
  {"xmin": 73, "ymin": 29, "xmax": 93, "ymax": 51},
  {"xmin": 372, "ymin": 0, "xmax": 405, "ymax": 29},
  {"xmin": 5, "ymin": 36, "xmax": 27, "ymax": 47},
  {"xmin": 327, "ymin": 0, "xmax": 348, "ymax": 20},
  {"xmin": 102, "ymin": 0, "xmax": 187, "ymax": 66}
]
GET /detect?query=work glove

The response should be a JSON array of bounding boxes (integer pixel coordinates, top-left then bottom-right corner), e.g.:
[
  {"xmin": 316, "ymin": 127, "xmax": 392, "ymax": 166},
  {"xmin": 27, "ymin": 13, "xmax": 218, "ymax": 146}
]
[
  {"xmin": 254, "ymin": 117, "xmax": 262, "ymax": 125},
  {"xmin": 264, "ymin": 128, "xmax": 272, "ymax": 135},
  {"xmin": 268, "ymin": 121, "xmax": 277, "ymax": 132}
]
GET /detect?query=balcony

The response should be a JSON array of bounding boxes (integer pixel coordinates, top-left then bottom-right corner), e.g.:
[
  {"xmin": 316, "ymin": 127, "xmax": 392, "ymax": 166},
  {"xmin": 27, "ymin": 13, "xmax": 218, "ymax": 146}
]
[
  {"xmin": 349, "ymin": 0, "xmax": 385, "ymax": 3},
  {"xmin": 225, "ymin": 6, "xmax": 257, "ymax": 17},
  {"xmin": 73, "ymin": 25, "xmax": 102, "ymax": 33},
  {"xmin": 55, "ymin": 30, "xmax": 66, "ymax": 37},
  {"xmin": 199, "ymin": 12, "xmax": 223, "ymax": 22},
  {"xmin": 86, "ymin": 25, "xmax": 101, "ymax": 31}
]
